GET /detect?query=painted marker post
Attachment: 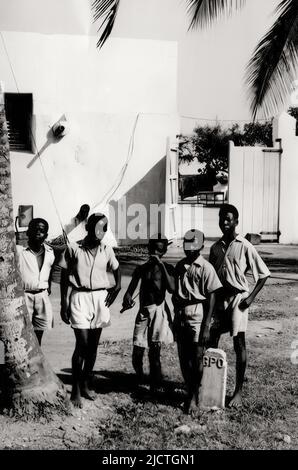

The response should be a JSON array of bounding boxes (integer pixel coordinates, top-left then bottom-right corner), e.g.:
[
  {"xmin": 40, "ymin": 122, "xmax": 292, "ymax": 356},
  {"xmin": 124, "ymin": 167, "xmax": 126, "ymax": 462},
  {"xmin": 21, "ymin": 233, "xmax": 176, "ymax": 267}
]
[{"xmin": 199, "ymin": 348, "xmax": 227, "ymax": 410}]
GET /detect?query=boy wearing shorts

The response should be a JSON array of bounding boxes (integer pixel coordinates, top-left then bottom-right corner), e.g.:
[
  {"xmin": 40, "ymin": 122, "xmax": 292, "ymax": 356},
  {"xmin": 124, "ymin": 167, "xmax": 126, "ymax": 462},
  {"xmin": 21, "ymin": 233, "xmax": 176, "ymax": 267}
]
[
  {"xmin": 16, "ymin": 218, "xmax": 55, "ymax": 346},
  {"xmin": 173, "ymin": 229, "xmax": 222, "ymax": 414},
  {"xmin": 60, "ymin": 213, "xmax": 121, "ymax": 407},
  {"xmin": 209, "ymin": 204, "xmax": 270, "ymax": 408},
  {"xmin": 121, "ymin": 234, "xmax": 175, "ymax": 393}
]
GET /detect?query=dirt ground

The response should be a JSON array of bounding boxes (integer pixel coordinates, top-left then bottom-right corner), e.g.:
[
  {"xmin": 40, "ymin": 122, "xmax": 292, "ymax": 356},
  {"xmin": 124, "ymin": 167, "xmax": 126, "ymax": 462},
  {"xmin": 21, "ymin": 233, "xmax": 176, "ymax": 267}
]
[{"xmin": 0, "ymin": 264, "xmax": 298, "ymax": 450}]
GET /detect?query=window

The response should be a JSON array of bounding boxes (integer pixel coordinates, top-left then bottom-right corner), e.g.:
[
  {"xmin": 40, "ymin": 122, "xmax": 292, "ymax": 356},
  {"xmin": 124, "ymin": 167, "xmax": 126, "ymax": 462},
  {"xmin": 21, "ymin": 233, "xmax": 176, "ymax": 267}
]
[
  {"xmin": 4, "ymin": 93, "xmax": 33, "ymax": 152},
  {"xmin": 178, "ymin": 173, "xmax": 228, "ymax": 206}
]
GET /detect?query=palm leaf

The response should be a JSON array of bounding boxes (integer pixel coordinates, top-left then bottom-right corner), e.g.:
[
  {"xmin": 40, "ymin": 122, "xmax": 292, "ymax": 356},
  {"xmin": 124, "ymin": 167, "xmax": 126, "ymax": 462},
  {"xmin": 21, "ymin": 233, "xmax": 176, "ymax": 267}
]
[
  {"xmin": 246, "ymin": 0, "xmax": 298, "ymax": 119},
  {"xmin": 187, "ymin": 0, "xmax": 246, "ymax": 30},
  {"xmin": 92, "ymin": 0, "xmax": 121, "ymax": 49}
]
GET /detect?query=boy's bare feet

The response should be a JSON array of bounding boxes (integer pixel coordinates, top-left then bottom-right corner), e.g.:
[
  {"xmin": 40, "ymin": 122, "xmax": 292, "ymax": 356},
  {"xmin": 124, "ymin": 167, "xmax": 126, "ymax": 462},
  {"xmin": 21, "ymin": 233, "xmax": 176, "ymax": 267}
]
[
  {"xmin": 183, "ymin": 395, "xmax": 198, "ymax": 415},
  {"xmin": 228, "ymin": 392, "xmax": 242, "ymax": 408},
  {"xmin": 80, "ymin": 385, "xmax": 97, "ymax": 401},
  {"xmin": 70, "ymin": 393, "xmax": 83, "ymax": 408},
  {"xmin": 71, "ymin": 387, "xmax": 83, "ymax": 408}
]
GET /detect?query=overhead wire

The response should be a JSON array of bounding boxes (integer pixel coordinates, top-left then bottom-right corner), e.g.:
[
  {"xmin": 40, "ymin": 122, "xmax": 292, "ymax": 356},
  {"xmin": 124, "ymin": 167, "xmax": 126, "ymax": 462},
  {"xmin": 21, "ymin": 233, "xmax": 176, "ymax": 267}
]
[{"xmin": 0, "ymin": 30, "xmax": 275, "ymax": 243}]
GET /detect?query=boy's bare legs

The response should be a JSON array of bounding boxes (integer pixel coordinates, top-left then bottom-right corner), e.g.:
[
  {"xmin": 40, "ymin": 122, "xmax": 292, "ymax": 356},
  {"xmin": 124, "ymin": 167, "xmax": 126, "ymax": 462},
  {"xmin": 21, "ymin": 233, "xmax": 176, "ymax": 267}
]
[
  {"xmin": 184, "ymin": 344, "xmax": 205, "ymax": 415},
  {"xmin": 177, "ymin": 338, "xmax": 195, "ymax": 413},
  {"xmin": 229, "ymin": 332, "xmax": 246, "ymax": 408},
  {"xmin": 81, "ymin": 328, "xmax": 102, "ymax": 400},
  {"xmin": 208, "ymin": 327, "xmax": 221, "ymax": 349},
  {"xmin": 177, "ymin": 340, "xmax": 190, "ymax": 384},
  {"xmin": 149, "ymin": 342, "xmax": 162, "ymax": 392},
  {"xmin": 132, "ymin": 345, "xmax": 145, "ymax": 382},
  {"xmin": 71, "ymin": 329, "xmax": 89, "ymax": 408},
  {"xmin": 35, "ymin": 330, "xmax": 44, "ymax": 346}
]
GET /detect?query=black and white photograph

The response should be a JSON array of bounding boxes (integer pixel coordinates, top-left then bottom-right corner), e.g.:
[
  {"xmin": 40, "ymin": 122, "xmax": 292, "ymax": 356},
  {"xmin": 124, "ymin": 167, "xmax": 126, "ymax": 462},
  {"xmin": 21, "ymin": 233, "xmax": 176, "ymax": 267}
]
[{"xmin": 0, "ymin": 0, "xmax": 298, "ymax": 457}]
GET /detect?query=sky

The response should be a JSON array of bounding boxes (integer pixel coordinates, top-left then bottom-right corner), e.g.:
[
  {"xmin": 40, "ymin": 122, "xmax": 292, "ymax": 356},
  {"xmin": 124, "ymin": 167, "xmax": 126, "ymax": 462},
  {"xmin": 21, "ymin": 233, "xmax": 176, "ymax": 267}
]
[{"xmin": 0, "ymin": 0, "xmax": 281, "ymax": 128}]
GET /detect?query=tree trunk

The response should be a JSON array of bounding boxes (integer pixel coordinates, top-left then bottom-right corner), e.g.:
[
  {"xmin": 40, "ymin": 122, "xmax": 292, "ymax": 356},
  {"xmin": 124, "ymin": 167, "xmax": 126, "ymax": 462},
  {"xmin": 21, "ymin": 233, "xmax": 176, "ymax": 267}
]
[{"xmin": 0, "ymin": 88, "xmax": 69, "ymax": 418}]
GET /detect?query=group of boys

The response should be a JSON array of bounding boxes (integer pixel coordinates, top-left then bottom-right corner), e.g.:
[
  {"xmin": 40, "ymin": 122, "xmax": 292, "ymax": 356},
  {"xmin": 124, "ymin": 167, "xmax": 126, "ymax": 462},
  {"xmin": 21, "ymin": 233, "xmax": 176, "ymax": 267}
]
[{"xmin": 16, "ymin": 205, "xmax": 270, "ymax": 412}]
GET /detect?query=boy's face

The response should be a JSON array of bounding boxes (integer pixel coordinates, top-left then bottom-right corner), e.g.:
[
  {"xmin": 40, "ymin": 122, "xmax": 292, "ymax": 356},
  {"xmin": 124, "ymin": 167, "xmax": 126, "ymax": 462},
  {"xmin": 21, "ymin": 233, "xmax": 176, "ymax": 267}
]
[
  {"xmin": 183, "ymin": 240, "xmax": 202, "ymax": 260},
  {"xmin": 219, "ymin": 211, "xmax": 238, "ymax": 234},
  {"xmin": 87, "ymin": 218, "xmax": 107, "ymax": 241},
  {"xmin": 149, "ymin": 241, "xmax": 167, "ymax": 257},
  {"xmin": 27, "ymin": 222, "xmax": 48, "ymax": 243}
]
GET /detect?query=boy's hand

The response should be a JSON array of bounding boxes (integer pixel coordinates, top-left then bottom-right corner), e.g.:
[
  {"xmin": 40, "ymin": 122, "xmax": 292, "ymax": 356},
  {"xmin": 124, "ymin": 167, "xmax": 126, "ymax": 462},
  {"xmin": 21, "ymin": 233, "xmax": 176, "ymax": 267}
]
[
  {"xmin": 239, "ymin": 295, "xmax": 253, "ymax": 310},
  {"xmin": 149, "ymin": 255, "xmax": 162, "ymax": 265},
  {"xmin": 105, "ymin": 285, "xmax": 121, "ymax": 307},
  {"xmin": 121, "ymin": 293, "xmax": 135, "ymax": 313},
  {"xmin": 60, "ymin": 303, "xmax": 70, "ymax": 324},
  {"xmin": 199, "ymin": 325, "xmax": 210, "ymax": 347}
]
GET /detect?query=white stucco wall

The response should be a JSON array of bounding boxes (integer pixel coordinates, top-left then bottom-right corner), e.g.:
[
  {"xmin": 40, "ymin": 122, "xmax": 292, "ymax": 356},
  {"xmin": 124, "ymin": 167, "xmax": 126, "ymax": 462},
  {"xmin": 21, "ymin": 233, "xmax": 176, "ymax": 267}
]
[{"xmin": 0, "ymin": 32, "xmax": 179, "ymax": 241}]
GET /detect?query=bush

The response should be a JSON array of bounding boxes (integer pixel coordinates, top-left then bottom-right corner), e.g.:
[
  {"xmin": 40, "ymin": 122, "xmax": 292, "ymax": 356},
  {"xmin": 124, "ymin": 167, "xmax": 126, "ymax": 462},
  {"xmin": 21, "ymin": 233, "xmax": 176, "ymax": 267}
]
[{"xmin": 178, "ymin": 121, "xmax": 273, "ymax": 175}]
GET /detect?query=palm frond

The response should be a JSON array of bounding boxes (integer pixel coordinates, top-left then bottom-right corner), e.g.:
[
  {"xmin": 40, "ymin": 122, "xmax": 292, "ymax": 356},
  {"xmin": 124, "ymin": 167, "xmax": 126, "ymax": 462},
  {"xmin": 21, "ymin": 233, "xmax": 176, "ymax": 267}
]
[
  {"xmin": 92, "ymin": 0, "xmax": 120, "ymax": 49},
  {"xmin": 187, "ymin": 0, "xmax": 246, "ymax": 30},
  {"xmin": 246, "ymin": 0, "xmax": 298, "ymax": 119}
]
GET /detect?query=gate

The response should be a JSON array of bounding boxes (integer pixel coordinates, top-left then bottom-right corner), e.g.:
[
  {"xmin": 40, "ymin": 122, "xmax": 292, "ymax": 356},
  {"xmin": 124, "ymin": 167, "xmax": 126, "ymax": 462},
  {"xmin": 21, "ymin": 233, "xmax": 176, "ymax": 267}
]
[
  {"xmin": 165, "ymin": 137, "xmax": 204, "ymax": 240},
  {"xmin": 228, "ymin": 141, "xmax": 282, "ymax": 242}
]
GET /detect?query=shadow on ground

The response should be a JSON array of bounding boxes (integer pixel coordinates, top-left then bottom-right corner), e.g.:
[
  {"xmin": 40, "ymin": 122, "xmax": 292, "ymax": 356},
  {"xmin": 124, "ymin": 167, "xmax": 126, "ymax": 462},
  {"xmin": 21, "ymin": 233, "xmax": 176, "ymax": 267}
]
[{"xmin": 57, "ymin": 368, "xmax": 186, "ymax": 409}]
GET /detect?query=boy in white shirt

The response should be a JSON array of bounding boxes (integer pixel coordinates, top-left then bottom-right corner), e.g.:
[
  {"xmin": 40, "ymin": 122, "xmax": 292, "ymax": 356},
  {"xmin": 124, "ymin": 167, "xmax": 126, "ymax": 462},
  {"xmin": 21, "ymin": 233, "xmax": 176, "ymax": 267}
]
[{"xmin": 16, "ymin": 218, "xmax": 55, "ymax": 345}]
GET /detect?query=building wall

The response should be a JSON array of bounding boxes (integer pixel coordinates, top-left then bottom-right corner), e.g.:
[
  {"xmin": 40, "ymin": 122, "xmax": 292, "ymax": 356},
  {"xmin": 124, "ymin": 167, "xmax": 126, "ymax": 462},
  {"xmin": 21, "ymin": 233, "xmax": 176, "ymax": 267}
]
[
  {"xmin": 0, "ymin": 32, "xmax": 179, "ymax": 241},
  {"xmin": 0, "ymin": 0, "xmax": 92, "ymax": 35}
]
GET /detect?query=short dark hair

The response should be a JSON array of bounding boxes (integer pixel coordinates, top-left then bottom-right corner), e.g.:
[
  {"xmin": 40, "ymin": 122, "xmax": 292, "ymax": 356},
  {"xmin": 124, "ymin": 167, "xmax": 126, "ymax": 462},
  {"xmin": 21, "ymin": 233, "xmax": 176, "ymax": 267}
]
[
  {"xmin": 28, "ymin": 218, "xmax": 49, "ymax": 233},
  {"xmin": 219, "ymin": 204, "xmax": 239, "ymax": 220},
  {"xmin": 148, "ymin": 233, "xmax": 169, "ymax": 251},
  {"xmin": 87, "ymin": 213, "xmax": 108, "ymax": 232}
]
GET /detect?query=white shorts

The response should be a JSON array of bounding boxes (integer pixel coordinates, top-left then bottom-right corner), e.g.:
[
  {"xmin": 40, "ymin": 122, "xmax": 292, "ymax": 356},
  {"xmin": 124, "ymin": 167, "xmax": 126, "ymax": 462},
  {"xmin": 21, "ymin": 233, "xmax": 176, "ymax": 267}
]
[
  {"xmin": 24, "ymin": 291, "xmax": 53, "ymax": 331},
  {"xmin": 69, "ymin": 289, "xmax": 110, "ymax": 330}
]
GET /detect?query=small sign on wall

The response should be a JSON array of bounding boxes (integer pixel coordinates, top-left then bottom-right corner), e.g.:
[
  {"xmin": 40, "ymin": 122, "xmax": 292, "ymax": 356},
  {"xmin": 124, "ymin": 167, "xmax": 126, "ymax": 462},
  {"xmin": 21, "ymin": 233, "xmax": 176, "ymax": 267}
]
[{"xmin": 18, "ymin": 205, "xmax": 33, "ymax": 228}]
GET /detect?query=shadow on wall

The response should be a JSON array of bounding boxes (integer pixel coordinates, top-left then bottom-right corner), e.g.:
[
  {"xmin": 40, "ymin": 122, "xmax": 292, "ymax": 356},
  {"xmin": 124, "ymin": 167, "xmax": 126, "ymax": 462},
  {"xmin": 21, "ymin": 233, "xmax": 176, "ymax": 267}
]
[
  {"xmin": 26, "ymin": 115, "xmax": 67, "ymax": 169},
  {"xmin": 109, "ymin": 156, "xmax": 166, "ymax": 245},
  {"xmin": 64, "ymin": 204, "xmax": 90, "ymax": 235}
]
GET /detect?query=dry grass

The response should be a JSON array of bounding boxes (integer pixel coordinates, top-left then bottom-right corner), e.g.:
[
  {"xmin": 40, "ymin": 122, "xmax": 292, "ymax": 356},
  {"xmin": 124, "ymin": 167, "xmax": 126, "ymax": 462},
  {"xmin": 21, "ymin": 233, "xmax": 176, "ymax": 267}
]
[
  {"xmin": 1, "ymin": 282, "xmax": 298, "ymax": 450},
  {"xmin": 86, "ymin": 319, "xmax": 298, "ymax": 450}
]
